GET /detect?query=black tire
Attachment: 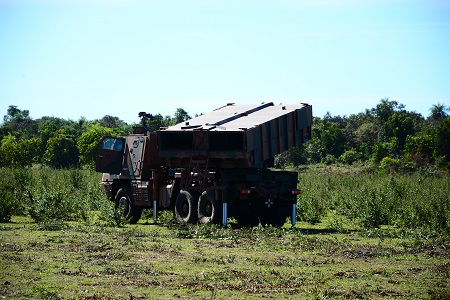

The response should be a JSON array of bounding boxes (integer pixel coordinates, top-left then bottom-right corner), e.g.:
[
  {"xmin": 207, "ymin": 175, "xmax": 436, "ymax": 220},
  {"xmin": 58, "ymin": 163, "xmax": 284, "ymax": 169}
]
[
  {"xmin": 198, "ymin": 191, "xmax": 221, "ymax": 224},
  {"xmin": 174, "ymin": 190, "xmax": 198, "ymax": 224},
  {"xmin": 235, "ymin": 214, "xmax": 259, "ymax": 227},
  {"xmin": 115, "ymin": 187, "xmax": 142, "ymax": 224},
  {"xmin": 234, "ymin": 205, "xmax": 259, "ymax": 227},
  {"xmin": 260, "ymin": 214, "xmax": 287, "ymax": 228},
  {"xmin": 259, "ymin": 203, "xmax": 288, "ymax": 227},
  {"xmin": 272, "ymin": 215, "xmax": 287, "ymax": 227}
]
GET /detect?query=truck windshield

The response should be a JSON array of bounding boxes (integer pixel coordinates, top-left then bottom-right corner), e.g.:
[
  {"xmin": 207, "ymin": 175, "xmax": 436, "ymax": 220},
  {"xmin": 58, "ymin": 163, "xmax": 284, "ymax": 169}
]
[{"xmin": 101, "ymin": 138, "xmax": 124, "ymax": 151}]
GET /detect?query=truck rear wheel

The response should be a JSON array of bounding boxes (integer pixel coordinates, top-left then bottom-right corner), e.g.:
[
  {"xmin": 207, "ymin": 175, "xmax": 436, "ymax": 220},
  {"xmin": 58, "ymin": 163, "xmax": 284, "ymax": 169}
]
[
  {"xmin": 260, "ymin": 214, "xmax": 287, "ymax": 227},
  {"xmin": 115, "ymin": 187, "xmax": 142, "ymax": 224},
  {"xmin": 198, "ymin": 191, "xmax": 221, "ymax": 224},
  {"xmin": 235, "ymin": 205, "xmax": 259, "ymax": 227},
  {"xmin": 175, "ymin": 190, "xmax": 198, "ymax": 224}
]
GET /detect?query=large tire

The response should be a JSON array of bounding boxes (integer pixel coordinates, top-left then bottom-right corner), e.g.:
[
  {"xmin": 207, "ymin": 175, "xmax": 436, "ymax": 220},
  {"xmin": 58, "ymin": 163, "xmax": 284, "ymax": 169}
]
[
  {"xmin": 115, "ymin": 187, "xmax": 142, "ymax": 224},
  {"xmin": 235, "ymin": 214, "xmax": 259, "ymax": 227},
  {"xmin": 234, "ymin": 205, "xmax": 259, "ymax": 227},
  {"xmin": 260, "ymin": 213, "xmax": 287, "ymax": 228},
  {"xmin": 198, "ymin": 191, "xmax": 221, "ymax": 224},
  {"xmin": 174, "ymin": 190, "xmax": 198, "ymax": 224},
  {"xmin": 272, "ymin": 215, "xmax": 287, "ymax": 227}
]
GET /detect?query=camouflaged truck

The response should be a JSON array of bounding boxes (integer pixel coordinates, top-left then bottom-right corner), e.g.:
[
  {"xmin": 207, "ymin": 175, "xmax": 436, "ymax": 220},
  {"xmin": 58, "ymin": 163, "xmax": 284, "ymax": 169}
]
[{"xmin": 95, "ymin": 102, "xmax": 312, "ymax": 227}]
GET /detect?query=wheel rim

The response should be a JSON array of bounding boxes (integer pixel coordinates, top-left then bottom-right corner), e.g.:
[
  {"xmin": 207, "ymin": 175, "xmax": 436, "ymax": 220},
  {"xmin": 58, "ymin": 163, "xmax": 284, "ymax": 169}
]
[
  {"xmin": 204, "ymin": 201, "xmax": 213, "ymax": 217},
  {"xmin": 118, "ymin": 196, "xmax": 128, "ymax": 210},
  {"xmin": 181, "ymin": 199, "xmax": 189, "ymax": 217}
]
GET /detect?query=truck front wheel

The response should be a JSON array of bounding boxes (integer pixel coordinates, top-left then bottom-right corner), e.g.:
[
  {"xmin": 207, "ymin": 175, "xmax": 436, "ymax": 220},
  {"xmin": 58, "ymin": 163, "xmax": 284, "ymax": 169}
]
[
  {"xmin": 198, "ymin": 191, "xmax": 221, "ymax": 224},
  {"xmin": 175, "ymin": 190, "xmax": 198, "ymax": 224},
  {"xmin": 115, "ymin": 187, "xmax": 142, "ymax": 224}
]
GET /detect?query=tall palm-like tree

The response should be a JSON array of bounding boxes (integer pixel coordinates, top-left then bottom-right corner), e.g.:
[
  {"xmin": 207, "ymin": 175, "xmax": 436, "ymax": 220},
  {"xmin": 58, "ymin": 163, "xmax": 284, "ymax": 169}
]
[{"xmin": 429, "ymin": 103, "xmax": 448, "ymax": 121}]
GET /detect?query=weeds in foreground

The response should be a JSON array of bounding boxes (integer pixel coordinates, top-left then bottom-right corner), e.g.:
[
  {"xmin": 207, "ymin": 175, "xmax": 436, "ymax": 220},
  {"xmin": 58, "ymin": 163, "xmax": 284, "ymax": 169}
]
[
  {"xmin": 297, "ymin": 167, "xmax": 450, "ymax": 233},
  {"xmin": 0, "ymin": 166, "xmax": 449, "ymax": 237},
  {"xmin": 1, "ymin": 217, "xmax": 448, "ymax": 299}
]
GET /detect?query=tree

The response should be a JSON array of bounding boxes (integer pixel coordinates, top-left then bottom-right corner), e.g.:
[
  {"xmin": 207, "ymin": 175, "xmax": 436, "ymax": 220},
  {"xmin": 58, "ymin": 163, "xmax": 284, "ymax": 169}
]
[
  {"xmin": 383, "ymin": 112, "xmax": 416, "ymax": 151},
  {"xmin": 3, "ymin": 105, "xmax": 29, "ymax": 123},
  {"xmin": 36, "ymin": 117, "xmax": 68, "ymax": 163},
  {"xmin": 144, "ymin": 113, "xmax": 171, "ymax": 132},
  {"xmin": 431, "ymin": 116, "xmax": 450, "ymax": 164},
  {"xmin": 353, "ymin": 121, "xmax": 378, "ymax": 159},
  {"xmin": 77, "ymin": 125, "xmax": 117, "ymax": 166},
  {"xmin": 0, "ymin": 134, "xmax": 38, "ymax": 167},
  {"xmin": 320, "ymin": 122, "xmax": 346, "ymax": 158},
  {"xmin": 429, "ymin": 103, "xmax": 448, "ymax": 121},
  {"xmin": 368, "ymin": 98, "xmax": 405, "ymax": 124},
  {"xmin": 172, "ymin": 108, "xmax": 191, "ymax": 125},
  {"xmin": 1, "ymin": 105, "xmax": 37, "ymax": 140},
  {"xmin": 99, "ymin": 115, "xmax": 131, "ymax": 133},
  {"xmin": 42, "ymin": 133, "xmax": 79, "ymax": 168},
  {"xmin": 404, "ymin": 135, "xmax": 433, "ymax": 166}
]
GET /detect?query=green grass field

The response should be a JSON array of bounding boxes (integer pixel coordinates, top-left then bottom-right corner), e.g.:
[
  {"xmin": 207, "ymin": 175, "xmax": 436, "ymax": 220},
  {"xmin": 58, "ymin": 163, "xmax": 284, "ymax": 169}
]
[
  {"xmin": 1, "ymin": 215, "xmax": 449, "ymax": 299},
  {"xmin": 0, "ymin": 166, "xmax": 449, "ymax": 299}
]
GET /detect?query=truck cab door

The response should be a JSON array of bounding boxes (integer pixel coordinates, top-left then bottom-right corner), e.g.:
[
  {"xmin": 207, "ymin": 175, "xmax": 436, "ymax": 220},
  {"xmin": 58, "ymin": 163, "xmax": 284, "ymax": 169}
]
[
  {"xmin": 95, "ymin": 137, "xmax": 126, "ymax": 174},
  {"xmin": 129, "ymin": 136, "xmax": 146, "ymax": 178}
]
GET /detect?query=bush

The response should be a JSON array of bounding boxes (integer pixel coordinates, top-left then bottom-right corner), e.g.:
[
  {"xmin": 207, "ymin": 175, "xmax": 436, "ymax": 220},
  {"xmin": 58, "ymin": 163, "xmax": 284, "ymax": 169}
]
[
  {"xmin": 339, "ymin": 149, "xmax": 360, "ymax": 165},
  {"xmin": 1, "ymin": 166, "xmax": 448, "ymax": 234},
  {"xmin": 298, "ymin": 167, "xmax": 450, "ymax": 232},
  {"xmin": 0, "ymin": 167, "xmax": 105, "ymax": 225},
  {"xmin": 380, "ymin": 157, "xmax": 401, "ymax": 173},
  {"xmin": 357, "ymin": 187, "xmax": 390, "ymax": 228},
  {"xmin": 372, "ymin": 140, "xmax": 397, "ymax": 163},
  {"xmin": 42, "ymin": 134, "xmax": 79, "ymax": 168},
  {"xmin": 28, "ymin": 189, "xmax": 72, "ymax": 224},
  {"xmin": 323, "ymin": 154, "xmax": 337, "ymax": 165},
  {"xmin": 297, "ymin": 195, "xmax": 326, "ymax": 224},
  {"xmin": 98, "ymin": 200, "xmax": 128, "ymax": 227},
  {"xmin": 0, "ymin": 169, "xmax": 21, "ymax": 222}
]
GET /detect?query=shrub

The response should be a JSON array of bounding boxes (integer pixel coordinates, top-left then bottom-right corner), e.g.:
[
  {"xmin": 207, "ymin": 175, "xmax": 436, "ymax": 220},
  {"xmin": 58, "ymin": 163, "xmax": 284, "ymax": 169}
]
[
  {"xmin": 339, "ymin": 149, "xmax": 360, "ymax": 165},
  {"xmin": 372, "ymin": 140, "xmax": 397, "ymax": 163},
  {"xmin": 297, "ymin": 195, "xmax": 326, "ymax": 224},
  {"xmin": 323, "ymin": 154, "xmax": 337, "ymax": 165},
  {"xmin": 0, "ymin": 168, "xmax": 105, "ymax": 226},
  {"xmin": 357, "ymin": 187, "xmax": 390, "ymax": 228},
  {"xmin": 98, "ymin": 200, "xmax": 128, "ymax": 227},
  {"xmin": 380, "ymin": 157, "xmax": 401, "ymax": 173},
  {"xmin": 28, "ymin": 189, "xmax": 71, "ymax": 224},
  {"xmin": 42, "ymin": 134, "xmax": 79, "ymax": 168},
  {"xmin": 0, "ymin": 169, "xmax": 21, "ymax": 222},
  {"xmin": 298, "ymin": 168, "xmax": 450, "ymax": 233}
]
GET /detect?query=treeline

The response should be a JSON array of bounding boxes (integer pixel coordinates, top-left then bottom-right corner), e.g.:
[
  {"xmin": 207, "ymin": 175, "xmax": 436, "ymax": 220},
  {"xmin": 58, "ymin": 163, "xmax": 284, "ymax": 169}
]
[
  {"xmin": 1, "ymin": 98, "xmax": 450, "ymax": 172},
  {"xmin": 0, "ymin": 106, "xmax": 191, "ymax": 168},
  {"xmin": 276, "ymin": 98, "xmax": 450, "ymax": 172}
]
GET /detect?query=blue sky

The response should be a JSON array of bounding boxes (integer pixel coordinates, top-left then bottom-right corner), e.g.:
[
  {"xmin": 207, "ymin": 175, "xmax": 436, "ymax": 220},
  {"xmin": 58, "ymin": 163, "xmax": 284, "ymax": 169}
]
[{"xmin": 1, "ymin": 0, "xmax": 449, "ymax": 124}]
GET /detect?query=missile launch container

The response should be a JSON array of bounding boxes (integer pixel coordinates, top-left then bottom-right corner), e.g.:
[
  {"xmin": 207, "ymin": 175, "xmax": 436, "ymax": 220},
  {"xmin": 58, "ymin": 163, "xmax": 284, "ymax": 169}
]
[{"xmin": 95, "ymin": 102, "xmax": 312, "ymax": 227}]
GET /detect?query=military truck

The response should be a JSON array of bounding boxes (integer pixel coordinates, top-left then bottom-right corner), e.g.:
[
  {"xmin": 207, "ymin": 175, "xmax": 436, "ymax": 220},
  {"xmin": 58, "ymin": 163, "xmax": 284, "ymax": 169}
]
[{"xmin": 95, "ymin": 102, "xmax": 312, "ymax": 227}]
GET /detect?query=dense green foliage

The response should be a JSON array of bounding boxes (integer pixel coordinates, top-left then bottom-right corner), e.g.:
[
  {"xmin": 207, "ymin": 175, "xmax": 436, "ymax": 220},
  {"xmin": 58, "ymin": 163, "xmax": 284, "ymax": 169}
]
[
  {"xmin": 0, "ymin": 105, "xmax": 190, "ymax": 168},
  {"xmin": 275, "ymin": 99, "xmax": 450, "ymax": 172},
  {"xmin": 0, "ymin": 167, "xmax": 448, "ymax": 236},
  {"xmin": 1, "ymin": 99, "xmax": 449, "ymax": 170},
  {"xmin": 0, "ymin": 168, "xmax": 105, "ymax": 226},
  {"xmin": 297, "ymin": 166, "xmax": 450, "ymax": 233}
]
